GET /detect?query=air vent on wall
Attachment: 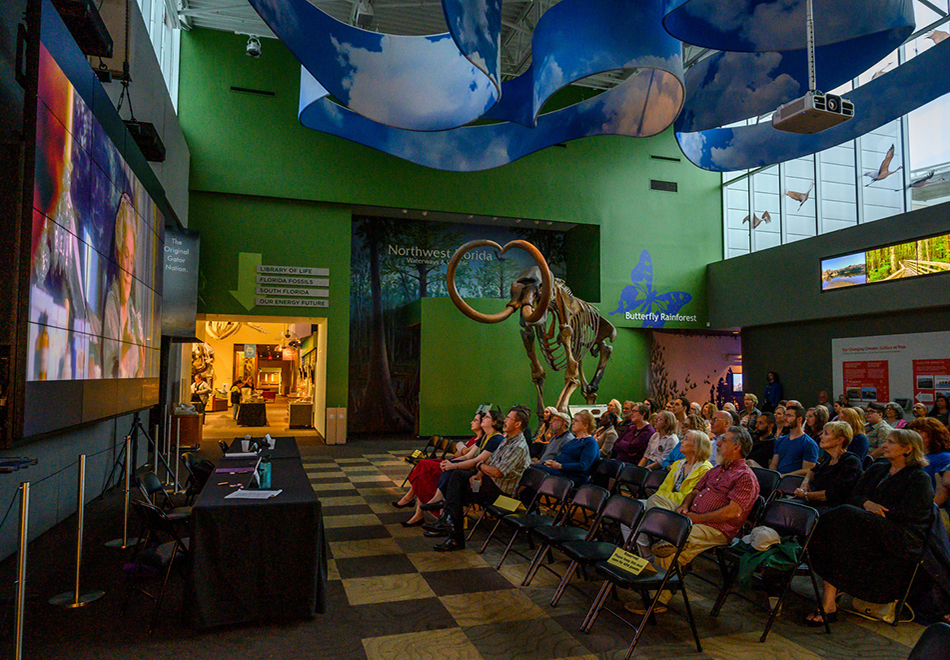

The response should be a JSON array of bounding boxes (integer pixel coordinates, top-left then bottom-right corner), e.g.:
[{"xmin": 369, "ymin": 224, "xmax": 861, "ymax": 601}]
[
  {"xmin": 230, "ymin": 86, "xmax": 276, "ymax": 97},
  {"xmin": 650, "ymin": 180, "xmax": 678, "ymax": 192},
  {"xmin": 650, "ymin": 155, "xmax": 682, "ymax": 162}
]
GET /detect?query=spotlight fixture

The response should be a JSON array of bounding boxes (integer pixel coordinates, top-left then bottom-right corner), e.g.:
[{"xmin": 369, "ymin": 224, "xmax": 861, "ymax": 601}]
[{"xmin": 246, "ymin": 36, "xmax": 262, "ymax": 58}]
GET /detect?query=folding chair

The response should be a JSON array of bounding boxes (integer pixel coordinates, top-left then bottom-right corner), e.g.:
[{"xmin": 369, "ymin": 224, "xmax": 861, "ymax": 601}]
[
  {"xmin": 482, "ymin": 474, "xmax": 573, "ymax": 569},
  {"xmin": 589, "ymin": 459, "xmax": 624, "ymax": 492},
  {"xmin": 614, "ymin": 465, "xmax": 649, "ymax": 497},
  {"xmin": 771, "ymin": 474, "xmax": 805, "ymax": 502},
  {"xmin": 520, "ymin": 484, "xmax": 610, "ymax": 586},
  {"xmin": 582, "ymin": 508, "xmax": 702, "ymax": 657},
  {"xmin": 179, "ymin": 452, "xmax": 210, "ymax": 505},
  {"xmin": 547, "ymin": 495, "xmax": 645, "ymax": 606},
  {"xmin": 136, "ymin": 471, "xmax": 192, "ymax": 521},
  {"xmin": 642, "ymin": 468, "xmax": 668, "ymax": 498},
  {"xmin": 748, "ymin": 467, "xmax": 781, "ymax": 527},
  {"xmin": 128, "ymin": 500, "xmax": 192, "ymax": 634},
  {"xmin": 467, "ymin": 466, "xmax": 545, "ymax": 541},
  {"xmin": 891, "ymin": 508, "xmax": 937, "ymax": 627},
  {"xmin": 401, "ymin": 436, "xmax": 455, "ymax": 486},
  {"xmin": 709, "ymin": 499, "xmax": 827, "ymax": 641}
]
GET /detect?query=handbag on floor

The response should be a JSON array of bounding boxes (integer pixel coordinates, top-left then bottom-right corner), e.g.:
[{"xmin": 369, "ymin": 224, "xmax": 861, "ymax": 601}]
[{"xmin": 840, "ymin": 594, "xmax": 914, "ymax": 624}]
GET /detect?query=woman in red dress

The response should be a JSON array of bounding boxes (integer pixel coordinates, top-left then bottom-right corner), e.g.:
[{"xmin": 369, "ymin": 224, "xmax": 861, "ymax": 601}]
[{"xmin": 397, "ymin": 410, "xmax": 505, "ymax": 526}]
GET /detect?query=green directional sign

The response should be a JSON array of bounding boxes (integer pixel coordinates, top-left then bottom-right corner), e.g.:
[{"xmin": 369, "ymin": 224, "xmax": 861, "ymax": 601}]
[{"xmin": 230, "ymin": 252, "xmax": 262, "ymax": 310}]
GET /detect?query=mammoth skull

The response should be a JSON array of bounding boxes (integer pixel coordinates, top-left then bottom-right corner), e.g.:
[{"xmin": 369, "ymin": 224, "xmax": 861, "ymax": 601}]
[{"xmin": 446, "ymin": 240, "xmax": 553, "ymax": 324}]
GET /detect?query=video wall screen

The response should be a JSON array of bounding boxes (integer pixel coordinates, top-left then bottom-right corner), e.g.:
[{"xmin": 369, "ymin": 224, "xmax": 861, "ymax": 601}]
[
  {"xmin": 821, "ymin": 233, "xmax": 950, "ymax": 292},
  {"xmin": 29, "ymin": 42, "xmax": 162, "ymax": 381}
]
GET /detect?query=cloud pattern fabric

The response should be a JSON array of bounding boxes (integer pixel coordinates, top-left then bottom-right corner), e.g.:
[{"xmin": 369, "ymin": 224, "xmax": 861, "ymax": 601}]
[{"xmin": 247, "ymin": 0, "xmax": 950, "ymax": 172}]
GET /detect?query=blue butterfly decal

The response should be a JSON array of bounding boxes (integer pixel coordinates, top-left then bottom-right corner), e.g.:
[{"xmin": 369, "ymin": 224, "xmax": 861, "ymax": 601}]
[{"xmin": 609, "ymin": 250, "xmax": 692, "ymax": 328}]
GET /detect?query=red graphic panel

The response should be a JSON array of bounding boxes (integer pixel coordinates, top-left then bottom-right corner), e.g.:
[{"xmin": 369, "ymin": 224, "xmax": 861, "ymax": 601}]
[
  {"xmin": 913, "ymin": 358, "xmax": 950, "ymax": 405},
  {"xmin": 843, "ymin": 360, "xmax": 889, "ymax": 403}
]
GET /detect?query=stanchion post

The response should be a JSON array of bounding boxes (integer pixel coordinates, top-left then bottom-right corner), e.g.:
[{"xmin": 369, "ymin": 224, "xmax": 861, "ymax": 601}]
[
  {"xmin": 50, "ymin": 455, "xmax": 105, "ymax": 607},
  {"xmin": 14, "ymin": 482, "xmax": 30, "ymax": 660},
  {"xmin": 105, "ymin": 436, "xmax": 140, "ymax": 549}
]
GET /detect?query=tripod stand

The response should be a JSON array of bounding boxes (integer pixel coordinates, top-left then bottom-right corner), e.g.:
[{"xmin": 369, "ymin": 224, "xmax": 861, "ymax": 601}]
[{"xmin": 104, "ymin": 411, "xmax": 173, "ymax": 493}]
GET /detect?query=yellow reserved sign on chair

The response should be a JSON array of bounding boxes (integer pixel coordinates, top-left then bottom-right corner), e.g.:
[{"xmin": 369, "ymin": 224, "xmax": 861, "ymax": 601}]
[
  {"xmin": 607, "ymin": 548, "xmax": 657, "ymax": 575},
  {"xmin": 492, "ymin": 495, "xmax": 525, "ymax": 512}
]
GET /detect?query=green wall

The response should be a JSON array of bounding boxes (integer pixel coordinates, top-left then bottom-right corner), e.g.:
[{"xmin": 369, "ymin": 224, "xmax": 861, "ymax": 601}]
[
  {"xmin": 178, "ymin": 28, "xmax": 722, "ymax": 431},
  {"xmin": 418, "ymin": 299, "xmax": 650, "ymax": 436},
  {"xmin": 188, "ymin": 192, "xmax": 350, "ymax": 407}
]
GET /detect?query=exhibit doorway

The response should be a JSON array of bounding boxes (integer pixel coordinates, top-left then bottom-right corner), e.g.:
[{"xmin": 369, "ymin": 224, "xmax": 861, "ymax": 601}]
[{"xmin": 192, "ymin": 315, "xmax": 328, "ymax": 441}]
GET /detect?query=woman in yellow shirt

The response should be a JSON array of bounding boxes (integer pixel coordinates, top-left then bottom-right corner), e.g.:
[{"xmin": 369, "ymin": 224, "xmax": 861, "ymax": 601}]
[{"xmin": 650, "ymin": 430, "xmax": 714, "ymax": 508}]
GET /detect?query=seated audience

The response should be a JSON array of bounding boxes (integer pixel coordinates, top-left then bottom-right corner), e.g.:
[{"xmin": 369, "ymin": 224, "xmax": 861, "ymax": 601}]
[
  {"xmin": 611, "ymin": 402, "xmax": 655, "ymax": 464},
  {"xmin": 930, "ymin": 394, "xmax": 950, "ymax": 426},
  {"xmin": 395, "ymin": 410, "xmax": 505, "ymax": 525},
  {"xmin": 529, "ymin": 407, "xmax": 557, "ymax": 456},
  {"xmin": 886, "ymin": 402, "xmax": 908, "ymax": 429},
  {"xmin": 807, "ymin": 429, "xmax": 934, "ymax": 626},
  {"xmin": 831, "ymin": 399, "xmax": 843, "ymax": 422},
  {"xmin": 772, "ymin": 404, "xmax": 787, "ymax": 439},
  {"xmin": 817, "ymin": 391, "xmax": 833, "ymax": 417},
  {"xmin": 595, "ymin": 411, "xmax": 620, "ymax": 458},
  {"xmin": 836, "ymin": 407, "xmax": 869, "ymax": 460},
  {"xmin": 907, "ymin": 417, "xmax": 950, "ymax": 486},
  {"xmin": 690, "ymin": 402, "xmax": 703, "ymax": 417},
  {"xmin": 640, "ymin": 411, "xmax": 679, "ymax": 469},
  {"xmin": 644, "ymin": 398, "xmax": 661, "ymax": 418},
  {"xmin": 747, "ymin": 412, "xmax": 777, "ymax": 468},
  {"xmin": 793, "ymin": 421, "xmax": 863, "ymax": 511},
  {"xmin": 770, "ymin": 404, "xmax": 819, "ymax": 476},
  {"xmin": 538, "ymin": 410, "xmax": 600, "ymax": 486},
  {"xmin": 631, "ymin": 427, "xmax": 760, "ymax": 614},
  {"xmin": 912, "ymin": 402, "xmax": 929, "ymax": 420},
  {"xmin": 936, "ymin": 469, "xmax": 950, "ymax": 535},
  {"xmin": 533, "ymin": 410, "xmax": 574, "ymax": 464},
  {"xmin": 606, "ymin": 399, "xmax": 622, "ymax": 419},
  {"xmin": 723, "ymin": 402, "xmax": 738, "ymax": 416},
  {"xmin": 739, "ymin": 394, "xmax": 760, "ymax": 433},
  {"xmin": 804, "ymin": 406, "xmax": 829, "ymax": 439},
  {"xmin": 649, "ymin": 431, "xmax": 714, "ymax": 508},
  {"xmin": 425, "ymin": 406, "xmax": 532, "ymax": 551},
  {"xmin": 671, "ymin": 396, "xmax": 690, "ymax": 434},
  {"xmin": 866, "ymin": 402, "xmax": 894, "ymax": 459}
]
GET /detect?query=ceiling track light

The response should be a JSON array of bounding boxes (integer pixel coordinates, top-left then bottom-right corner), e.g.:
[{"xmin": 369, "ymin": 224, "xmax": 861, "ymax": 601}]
[{"xmin": 246, "ymin": 36, "xmax": 262, "ymax": 58}]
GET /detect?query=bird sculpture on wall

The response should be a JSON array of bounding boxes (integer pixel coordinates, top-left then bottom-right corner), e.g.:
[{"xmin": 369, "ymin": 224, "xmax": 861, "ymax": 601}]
[
  {"xmin": 865, "ymin": 144, "xmax": 903, "ymax": 186},
  {"xmin": 785, "ymin": 182, "xmax": 815, "ymax": 210},
  {"xmin": 742, "ymin": 210, "xmax": 772, "ymax": 228},
  {"xmin": 928, "ymin": 29, "xmax": 949, "ymax": 45},
  {"xmin": 446, "ymin": 240, "xmax": 616, "ymax": 418}
]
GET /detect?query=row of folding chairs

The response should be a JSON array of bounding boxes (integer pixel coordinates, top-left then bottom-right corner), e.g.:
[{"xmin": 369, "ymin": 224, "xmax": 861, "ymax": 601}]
[{"xmin": 464, "ymin": 466, "xmax": 843, "ymax": 656}]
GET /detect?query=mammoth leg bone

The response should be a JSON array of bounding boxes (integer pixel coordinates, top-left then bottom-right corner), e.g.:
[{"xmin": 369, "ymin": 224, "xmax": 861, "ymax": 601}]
[
  {"xmin": 584, "ymin": 322, "xmax": 616, "ymax": 403},
  {"xmin": 553, "ymin": 324, "xmax": 581, "ymax": 412},
  {"xmin": 521, "ymin": 327, "xmax": 546, "ymax": 422}
]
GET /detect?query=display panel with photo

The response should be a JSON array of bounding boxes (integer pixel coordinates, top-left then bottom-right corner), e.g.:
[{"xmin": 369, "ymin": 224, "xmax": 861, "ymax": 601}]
[
  {"xmin": 821, "ymin": 231, "xmax": 950, "ymax": 292},
  {"xmin": 28, "ymin": 43, "xmax": 162, "ymax": 382}
]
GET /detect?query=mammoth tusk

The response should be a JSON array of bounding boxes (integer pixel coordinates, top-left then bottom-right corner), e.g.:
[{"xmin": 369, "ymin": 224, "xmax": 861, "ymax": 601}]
[
  {"xmin": 446, "ymin": 240, "xmax": 519, "ymax": 324},
  {"xmin": 510, "ymin": 240, "xmax": 552, "ymax": 324}
]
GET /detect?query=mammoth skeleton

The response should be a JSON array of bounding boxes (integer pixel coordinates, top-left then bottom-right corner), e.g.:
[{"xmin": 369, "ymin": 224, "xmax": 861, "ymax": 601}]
[{"xmin": 446, "ymin": 240, "xmax": 616, "ymax": 417}]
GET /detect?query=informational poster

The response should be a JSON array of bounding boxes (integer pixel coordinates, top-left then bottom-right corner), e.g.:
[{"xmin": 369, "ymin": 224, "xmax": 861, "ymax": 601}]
[
  {"xmin": 913, "ymin": 359, "xmax": 950, "ymax": 406},
  {"xmin": 832, "ymin": 331, "xmax": 950, "ymax": 410},
  {"xmin": 842, "ymin": 360, "xmax": 890, "ymax": 403}
]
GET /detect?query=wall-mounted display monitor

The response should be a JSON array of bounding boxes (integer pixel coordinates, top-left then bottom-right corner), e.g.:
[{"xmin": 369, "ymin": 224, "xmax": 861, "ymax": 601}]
[
  {"xmin": 821, "ymin": 232, "xmax": 950, "ymax": 292},
  {"xmin": 29, "ymin": 42, "xmax": 162, "ymax": 382}
]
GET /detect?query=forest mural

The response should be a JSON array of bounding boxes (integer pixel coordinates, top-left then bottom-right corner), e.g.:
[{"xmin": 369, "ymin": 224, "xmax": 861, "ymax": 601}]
[{"xmin": 348, "ymin": 216, "xmax": 567, "ymax": 434}]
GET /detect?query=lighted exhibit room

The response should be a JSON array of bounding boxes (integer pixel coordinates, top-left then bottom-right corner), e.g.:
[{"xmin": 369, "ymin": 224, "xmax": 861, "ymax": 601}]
[{"xmin": 0, "ymin": 0, "xmax": 949, "ymax": 658}]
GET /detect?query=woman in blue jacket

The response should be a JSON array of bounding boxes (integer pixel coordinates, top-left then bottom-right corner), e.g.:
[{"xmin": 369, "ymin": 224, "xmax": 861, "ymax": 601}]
[{"xmin": 538, "ymin": 410, "xmax": 600, "ymax": 486}]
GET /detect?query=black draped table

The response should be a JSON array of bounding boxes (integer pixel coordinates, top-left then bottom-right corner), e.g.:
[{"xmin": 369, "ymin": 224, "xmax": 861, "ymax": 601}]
[
  {"xmin": 186, "ymin": 436, "xmax": 326, "ymax": 629},
  {"xmin": 237, "ymin": 402, "xmax": 268, "ymax": 426}
]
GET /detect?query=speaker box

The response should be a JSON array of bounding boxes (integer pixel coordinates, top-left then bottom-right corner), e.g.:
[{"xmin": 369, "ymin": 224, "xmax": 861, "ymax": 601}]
[
  {"xmin": 124, "ymin": 120, "xmax": 166, "ymax": 162},
  {"xmin": 50, "ymin": 0, "xmax": 113, "ymax": 58}
]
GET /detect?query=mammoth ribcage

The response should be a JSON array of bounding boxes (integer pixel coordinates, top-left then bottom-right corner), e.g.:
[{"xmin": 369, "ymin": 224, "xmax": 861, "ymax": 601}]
[{"xmin": 535, "ymin": 295, "xmax": 602, "ymax": 371}]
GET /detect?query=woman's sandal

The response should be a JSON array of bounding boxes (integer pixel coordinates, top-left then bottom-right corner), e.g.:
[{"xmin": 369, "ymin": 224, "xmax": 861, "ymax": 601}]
[{"xmin": 805, "ymin": 609, "xmax": 838, "ymax": 627}]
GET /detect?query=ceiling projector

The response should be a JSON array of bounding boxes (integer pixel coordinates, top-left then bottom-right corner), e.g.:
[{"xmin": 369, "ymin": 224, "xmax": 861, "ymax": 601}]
[{"xmin": 772, "ymin": 91, "xmax": 854, "ymax": 134}]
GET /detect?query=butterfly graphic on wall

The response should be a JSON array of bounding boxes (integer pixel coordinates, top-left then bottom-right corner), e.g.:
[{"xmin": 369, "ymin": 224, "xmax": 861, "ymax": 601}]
[{"xmin": 609, "ymin": 250, "xmax": 692, "ymax": 328}]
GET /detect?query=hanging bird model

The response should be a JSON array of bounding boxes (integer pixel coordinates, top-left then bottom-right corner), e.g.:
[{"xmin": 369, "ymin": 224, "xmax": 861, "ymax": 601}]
[
  {"xmin": 864, "ymin": 144, "xmax": 903, "ymax": 186},
  {"xmin": 785, "ymin": 182, "xmax": 815, "ymax": 210}
]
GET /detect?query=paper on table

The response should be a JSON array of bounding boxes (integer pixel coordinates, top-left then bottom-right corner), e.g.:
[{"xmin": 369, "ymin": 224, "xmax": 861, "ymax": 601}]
[
  {"xmin": 214, "ymin": 467, "xmax": 256, "ymax": 474},
  {"xmin": 224, "ymin": 489, "xmax": 283, "ymax": 500},
  {"xmin": 222, "ymin": 452, "xmax": 259, "ymax": 459}
]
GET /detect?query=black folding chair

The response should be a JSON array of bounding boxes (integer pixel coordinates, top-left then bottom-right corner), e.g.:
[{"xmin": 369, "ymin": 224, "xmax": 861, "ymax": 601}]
[
  {"xmin": 892, "ymin": 508, "xmax": 937, "ymax": 627},
  {"xmin": 709, "ymin": 499, "xmax": 828, "ymax": 641},
  {"xmin": 136, "ymin": 471, "xmax": 192, "ymax": 521},
  {"xmin": 908, "ymin": 622, "xmax": 950, "ymax": 660},
  {"xmin": 582, "ymin": 509, "xmax": 702, "ymax": 657},
  {"xmin": 467, "ymin": 466, "xmax": 546, "ymax": 541},
  {"xmin": 548, "ymin": 495, "xmax": 645, "ymax": 606},
  {"xmin": 520, "ymin": 484, "xmax": 610, "ymax": 586},
  {"xmin": 179, "ymin": 452, "xmax": 210, "ymax": 505},
  {"xmin": 128, "ymin": 500, "xmax": 192, "ymax": 634},
  {"xmin": 589, "ymin": 459, "xmax": 624, "ymax": 492},
  {"xmin": 614, "ymin": 465, "xmax": 649, "ymax": 497},
  {"xmin": 748, "ymin": 467, "xmax": 781, "ymax": 527},
  {"xmin": 642, "ymin": 468, "xmax": 668, "ymax": 498},
  {"xmin": 401, "ymin": 436, "xmax": 455, "ymax": 486},
  {"xmin": 482, "ymin": 474, "xmax": 574, "ymax": 569},
  {"xmin": 771, "ymin": 474, "xmax": 805, "ymax": 502}
]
